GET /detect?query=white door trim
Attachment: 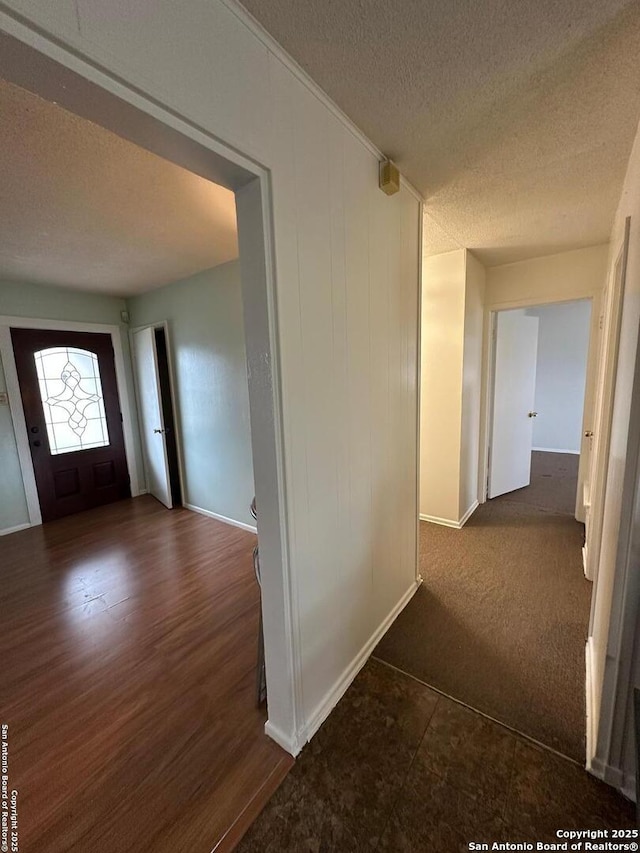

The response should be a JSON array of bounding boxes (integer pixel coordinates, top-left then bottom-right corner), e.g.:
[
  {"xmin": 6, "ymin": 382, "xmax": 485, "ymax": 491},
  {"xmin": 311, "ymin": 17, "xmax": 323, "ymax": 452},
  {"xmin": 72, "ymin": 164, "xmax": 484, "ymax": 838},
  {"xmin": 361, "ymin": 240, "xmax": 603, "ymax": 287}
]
[
  {"xmin": 235, "ymin": 177, "xmax": 304, "ymax": 753},
  {"xmin": 415, "ymin": 201, "xmax": 425, "ymax": 585},
  {"xmin": 0, "ymin": 315, "xmax": 143, "ymax": 526},
  {"xmin": 480, "ymin": 295, "xmax": 597, "ymax": 508},
  {"xmin": 587, "ymin": 219, "xmax": 635, "ymax": 782},
  {"xmin": 585, "ymin": 224, "xmax": 630, "ymax": 593}
]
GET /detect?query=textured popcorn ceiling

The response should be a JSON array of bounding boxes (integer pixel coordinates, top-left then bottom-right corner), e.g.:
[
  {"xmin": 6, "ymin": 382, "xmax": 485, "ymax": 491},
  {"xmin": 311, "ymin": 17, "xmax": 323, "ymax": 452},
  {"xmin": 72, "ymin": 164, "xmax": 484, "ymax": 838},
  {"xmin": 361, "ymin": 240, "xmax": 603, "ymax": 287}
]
[
  {"xmin": 0, "ymin": 80, "xmax": 238, "ymax": 295},
  {"xmin": 239, "ymin": 0, "xmax": 640, "ymax": 265}
]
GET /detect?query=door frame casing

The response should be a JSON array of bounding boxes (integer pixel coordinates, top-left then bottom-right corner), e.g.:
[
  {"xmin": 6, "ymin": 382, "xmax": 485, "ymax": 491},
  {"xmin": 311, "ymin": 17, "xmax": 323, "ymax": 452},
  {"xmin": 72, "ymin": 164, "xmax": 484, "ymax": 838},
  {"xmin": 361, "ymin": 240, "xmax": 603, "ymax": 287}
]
[
  {"xmin": 586, "ymin": 220, "xmax": 633, "ymax": 786},
  {"xmin": 479, "ymin": 295, "xmax": 600, "ymax": 517},
  {"xmin": 0, "ymin": 315, "xmax": 143, "ymax": 527},
  {"xmin": 584, "ymin": 224, "xmax": 630, "ymax": 593},
  {"xmin": 129, "ymin": 321, "xmax": 187, "ymax": 510}
]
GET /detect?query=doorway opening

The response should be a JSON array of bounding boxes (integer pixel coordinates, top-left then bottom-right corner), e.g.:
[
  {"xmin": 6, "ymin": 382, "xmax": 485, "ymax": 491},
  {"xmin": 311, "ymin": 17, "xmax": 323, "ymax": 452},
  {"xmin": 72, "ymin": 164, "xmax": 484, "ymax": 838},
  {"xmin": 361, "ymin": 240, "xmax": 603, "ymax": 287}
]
[
  {"xmin": 154, "ymin": 326, "xmax": 182, "ymax": 507},
  {"xmin": 0, "ymin": 29, "xmax": 297, "ymax": 851},
  {"xmin": 379, "ymin": 288, "xmax": 600, "ymax": 763},
  {"xmin": 131, "ymin": 323, "xmax": 183, "ymax": 510},
  {"xmin": 487, "ymin": 298, "xmax": 593, "ymax": 520}
]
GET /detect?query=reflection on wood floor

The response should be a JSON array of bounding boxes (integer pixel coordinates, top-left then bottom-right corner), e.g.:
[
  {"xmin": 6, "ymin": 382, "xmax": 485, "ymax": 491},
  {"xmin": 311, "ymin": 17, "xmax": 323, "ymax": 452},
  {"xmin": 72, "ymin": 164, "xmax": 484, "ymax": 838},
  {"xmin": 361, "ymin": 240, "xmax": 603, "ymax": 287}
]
[{"xmin": 1, "ymin": 496, "xmax": 292, "ymax": 852}]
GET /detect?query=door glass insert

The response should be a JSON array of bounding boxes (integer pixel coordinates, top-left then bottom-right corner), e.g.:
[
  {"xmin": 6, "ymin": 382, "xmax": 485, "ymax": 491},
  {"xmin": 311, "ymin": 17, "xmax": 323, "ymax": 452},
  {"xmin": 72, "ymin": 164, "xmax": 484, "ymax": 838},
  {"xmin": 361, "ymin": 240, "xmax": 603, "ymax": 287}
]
[{"xmin": 34, "ymin": 346, "xmax": 110, "ymax": 454}]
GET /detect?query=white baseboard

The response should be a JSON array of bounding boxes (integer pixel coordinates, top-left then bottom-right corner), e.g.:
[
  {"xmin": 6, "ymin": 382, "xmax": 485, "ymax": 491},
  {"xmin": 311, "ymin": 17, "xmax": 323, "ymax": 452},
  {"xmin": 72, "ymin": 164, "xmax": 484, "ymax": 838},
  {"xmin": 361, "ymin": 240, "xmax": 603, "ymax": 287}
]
[
  {"xmin": 582, "ymin": 544, "xmax": 592, "ymax": 580},
  {"xmin": 586, "ymin": 638, "xmax": 636, "ymax": 801},
  {"xmin": 622, "ymin": 775, "xmax": 637, "ymax": 803},
  {"xmin": 183, "ymin": 502, "xmax": 257, "ymax": 533},
  {"xmin": 264, "ymin": 720, "xmax": 302, "ymax": 757},
  {"xmin": 300, "ymin": 577, "xmax": 423, "ymax": 746},
  {"xmin": 420, "ymin": 500, "xmax": 478, "ymax": 530},
  {"xmin": 0, "ymin": 522, "xmax": 32, "ymax": 536},
  {"xmin": 585, "ymin": 637, "xmax": 597, "ymax": 771},
  {"xmin": 620, "ymin": 773, "xmax": 638, "ymax": 803},
  {"xmin": 420, "ymin": 513, "xmax": 459, "ymax": 528},
  {"xmin": 589, "ymin": 744, "xmax": 637, "ymax": 802},
  {"xmin": 590, "ymin": 755, "xmax": 626, "ymax": 788},
  {"xmin": 532, "ymin": 447, "xmax": 580, "ymax": 454},
  {"xmin": 458, "ymin": 501, "xmax": 479, "ymax": 527}
]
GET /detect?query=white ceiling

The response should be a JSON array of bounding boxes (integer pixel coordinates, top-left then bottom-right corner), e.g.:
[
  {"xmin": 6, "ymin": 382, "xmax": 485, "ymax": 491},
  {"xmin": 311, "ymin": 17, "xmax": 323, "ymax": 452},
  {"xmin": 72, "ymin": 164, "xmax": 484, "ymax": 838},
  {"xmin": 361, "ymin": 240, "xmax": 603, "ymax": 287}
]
[
  {"xmin": 239, "ymin": 0, "xmax": 640, "ymax": 266},
  {"xmin": 0, "ymin": 79, "xmax": 238, "ymax": 296}
]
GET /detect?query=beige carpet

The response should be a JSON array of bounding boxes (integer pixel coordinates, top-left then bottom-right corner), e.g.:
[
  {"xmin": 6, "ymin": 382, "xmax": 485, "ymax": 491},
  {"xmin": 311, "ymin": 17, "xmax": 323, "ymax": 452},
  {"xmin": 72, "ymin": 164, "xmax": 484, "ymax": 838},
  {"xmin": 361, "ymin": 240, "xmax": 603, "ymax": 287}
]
[
  {"xmin": 502, "ymin": 451, "xmax": 580, "ymax": 515},
  {"xmin": 375, "ymin": 452, "xmax": 591, "ymax": 761}
]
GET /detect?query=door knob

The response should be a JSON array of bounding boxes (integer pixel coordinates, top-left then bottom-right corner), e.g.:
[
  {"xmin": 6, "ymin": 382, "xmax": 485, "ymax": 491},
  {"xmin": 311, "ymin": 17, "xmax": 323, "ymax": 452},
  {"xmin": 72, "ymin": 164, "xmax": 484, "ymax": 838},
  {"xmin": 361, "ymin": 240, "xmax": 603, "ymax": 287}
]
[
  {"xmin": 30, "ymin": 426, "xmax": 39, "ymax": 434},
  {"xmin": 33, "ymin": 440, "xmax": 41, "ymax": 447},
  {"xmin": 528, "ymin": 411, "xmax": 538, "ymax": 418}
]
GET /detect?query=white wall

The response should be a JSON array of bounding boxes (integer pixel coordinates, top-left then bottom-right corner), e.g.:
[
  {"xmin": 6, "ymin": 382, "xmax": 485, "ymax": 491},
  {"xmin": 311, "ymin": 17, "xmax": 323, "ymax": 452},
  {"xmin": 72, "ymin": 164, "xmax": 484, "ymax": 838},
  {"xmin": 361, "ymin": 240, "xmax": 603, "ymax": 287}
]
[
  {"xmin": 483, "ymin": 245, "xmax": 608, "ymax": 519},
  {"xmin": 460, "ymin": 252, "xmax": 486, "ymax": 518},
  {"xmin": 590, "ymin": 116, "xmax": 640, "ymax": 797},
  {"xmin": 486, "ymin": 245, "xmax": 609, "ymax": 308},
  {"xmin": 0, "ymin": 0, "xmax": 422, "ymax": 749},
  {"xmin": 420, "ymin": 250, "xmax": 465, "ymax": 523},
  {"xmin": 0, "ymin": 278, "xmax": 143, "ymax": 533},
  {"xmin": 526, "ymin": 301, "xmax": 592, "ymax": 454},
  {"xmin": 420, "ymin": 249, "xmax": 484, "ymax": 526},
  {"xmin": 128, "ymin": 262, "xmax": 255, "ymax": 528}
]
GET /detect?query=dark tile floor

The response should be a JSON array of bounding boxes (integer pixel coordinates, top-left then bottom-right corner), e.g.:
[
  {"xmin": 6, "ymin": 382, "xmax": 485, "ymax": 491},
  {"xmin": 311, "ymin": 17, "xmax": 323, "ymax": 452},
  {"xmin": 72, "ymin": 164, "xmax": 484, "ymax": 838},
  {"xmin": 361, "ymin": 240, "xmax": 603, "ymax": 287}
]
[{"xmin": 237, "ymin": 659, "xmax": 636, "ymax": 852}]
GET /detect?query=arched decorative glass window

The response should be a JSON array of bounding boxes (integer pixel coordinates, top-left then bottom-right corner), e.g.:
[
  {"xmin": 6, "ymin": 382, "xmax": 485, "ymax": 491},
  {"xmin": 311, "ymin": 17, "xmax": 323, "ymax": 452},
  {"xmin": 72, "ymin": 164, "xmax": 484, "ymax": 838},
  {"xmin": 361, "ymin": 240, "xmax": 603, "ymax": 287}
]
[{"xmin": 34, "ymin": 346, "xmax": 110, "ymax": 455}]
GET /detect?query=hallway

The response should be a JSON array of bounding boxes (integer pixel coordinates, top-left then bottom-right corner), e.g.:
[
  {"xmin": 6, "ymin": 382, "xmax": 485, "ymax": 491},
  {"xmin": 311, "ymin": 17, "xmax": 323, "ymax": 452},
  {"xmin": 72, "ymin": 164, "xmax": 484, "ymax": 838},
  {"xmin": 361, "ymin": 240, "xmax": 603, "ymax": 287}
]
[
  {"xmin": 0, "ymin": 497, "xmax": 292, "ymax": 852},
  {"xmin": 237, "ymin": 451, "xmax": 631, "ymax": 850},
  {"xmin": 376, "ymin": 451, "xmax": 590, "ymax": 760},
  {"xmin": 238, "ymin": 659, "xmax": 634, "ymax": 851}
]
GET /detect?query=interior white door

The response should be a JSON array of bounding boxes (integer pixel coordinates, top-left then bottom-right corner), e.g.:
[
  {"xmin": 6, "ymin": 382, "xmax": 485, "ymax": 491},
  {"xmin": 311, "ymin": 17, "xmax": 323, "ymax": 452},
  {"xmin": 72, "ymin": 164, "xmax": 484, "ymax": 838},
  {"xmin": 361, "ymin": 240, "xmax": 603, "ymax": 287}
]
[
  {"xmin": 132, "ymin": 327, "xmax": 172, "ymax": 509},
  {"xmin": 489, "ymin": 311, "xmax": 539, "ymax": 499}
]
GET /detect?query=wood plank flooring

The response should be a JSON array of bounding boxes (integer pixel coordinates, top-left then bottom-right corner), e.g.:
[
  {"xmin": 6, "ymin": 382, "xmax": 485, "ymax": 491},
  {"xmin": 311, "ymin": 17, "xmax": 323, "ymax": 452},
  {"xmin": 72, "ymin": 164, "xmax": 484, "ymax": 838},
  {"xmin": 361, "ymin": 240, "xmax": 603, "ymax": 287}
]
[{"xmin": 0, "ymin": 496, "xmax": 292, "ymax": 852}]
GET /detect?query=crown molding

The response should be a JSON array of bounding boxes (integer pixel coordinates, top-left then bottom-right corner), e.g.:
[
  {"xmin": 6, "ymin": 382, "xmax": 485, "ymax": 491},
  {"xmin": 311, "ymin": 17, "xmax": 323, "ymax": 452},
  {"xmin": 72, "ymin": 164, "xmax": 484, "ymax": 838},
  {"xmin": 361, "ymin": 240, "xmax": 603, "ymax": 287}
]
[{"xmin": 219, "ymin": 0, "xmax": 424, "ymax": 204}]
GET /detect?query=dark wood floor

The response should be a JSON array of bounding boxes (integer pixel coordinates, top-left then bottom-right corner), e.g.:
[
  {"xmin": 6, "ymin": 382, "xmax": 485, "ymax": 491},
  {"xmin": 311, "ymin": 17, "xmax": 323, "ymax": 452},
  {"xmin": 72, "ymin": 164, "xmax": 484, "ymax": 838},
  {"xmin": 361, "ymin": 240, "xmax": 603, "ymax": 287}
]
[{"xmin": 1, "ymin": 496, "xmax": 292, "ymax": 852}]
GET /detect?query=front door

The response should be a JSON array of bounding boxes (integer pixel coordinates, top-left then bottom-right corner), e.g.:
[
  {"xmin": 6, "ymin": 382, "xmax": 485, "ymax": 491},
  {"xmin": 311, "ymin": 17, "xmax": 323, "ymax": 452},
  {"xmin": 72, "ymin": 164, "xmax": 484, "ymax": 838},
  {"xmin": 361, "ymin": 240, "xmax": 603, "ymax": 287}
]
[{"xmin": 11, "ymin": 328, "xmax": 131, "ymax": 522}]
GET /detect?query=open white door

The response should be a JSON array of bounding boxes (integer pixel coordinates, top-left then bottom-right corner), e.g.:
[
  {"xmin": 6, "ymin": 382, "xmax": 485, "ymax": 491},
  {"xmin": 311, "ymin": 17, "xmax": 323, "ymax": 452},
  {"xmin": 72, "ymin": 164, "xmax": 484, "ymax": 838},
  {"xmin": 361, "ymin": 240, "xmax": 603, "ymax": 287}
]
[
  {"xmin": 132, "ymin": 327, "xmax": 173, "ymax": 509},
  {"xmin": 489, "ymin": 311, "xmax": 539, "ymax": 499}
]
